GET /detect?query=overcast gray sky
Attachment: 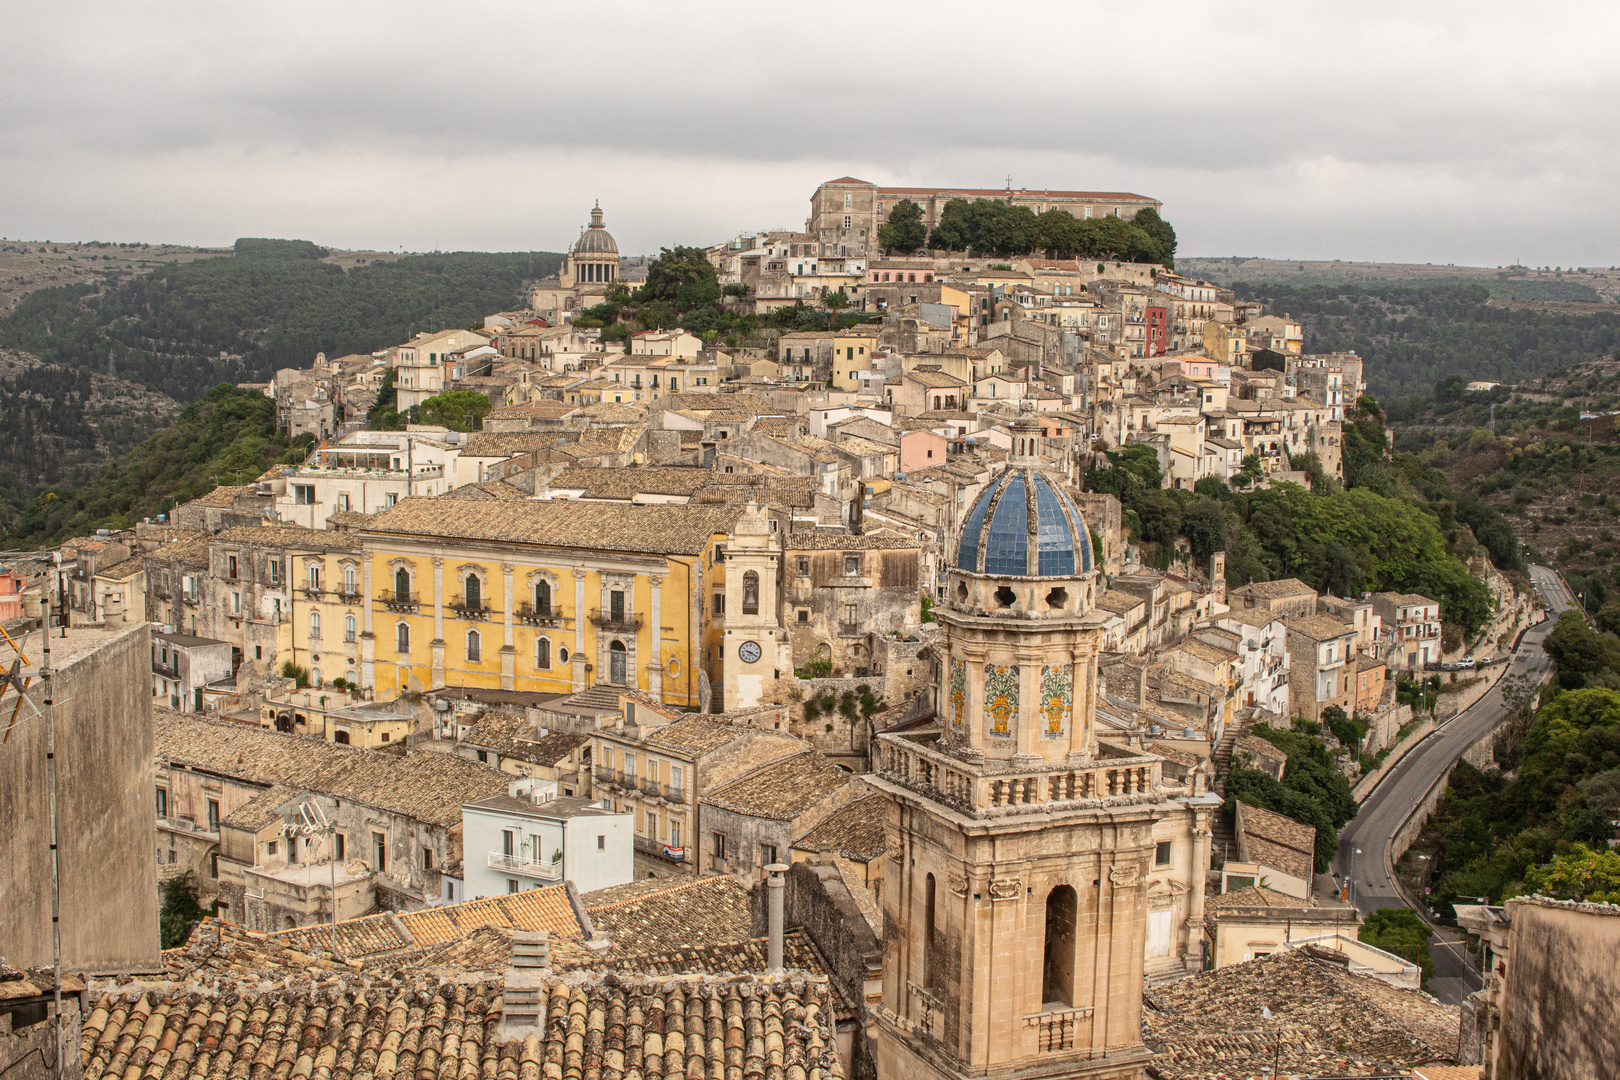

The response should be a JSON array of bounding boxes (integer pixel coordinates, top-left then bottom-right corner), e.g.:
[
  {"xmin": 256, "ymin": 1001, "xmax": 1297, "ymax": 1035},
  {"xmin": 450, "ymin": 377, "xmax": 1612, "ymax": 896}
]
[{"xmin": 3, "ymin": 1, "xmax": 1616, "ymax": 266}]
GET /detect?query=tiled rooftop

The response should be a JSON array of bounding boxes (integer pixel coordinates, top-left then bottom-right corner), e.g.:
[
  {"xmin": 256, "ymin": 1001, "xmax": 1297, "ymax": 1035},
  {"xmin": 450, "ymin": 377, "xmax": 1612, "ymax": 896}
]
[
  {"xmin": 1141, "ymin": 950, "xmax": 1458, "ymax": 1079},
  {"xmin": 155, "ymin": 711, "xmax": 510, "ymax": 827},
  {"xmin": 80, "ymin": 974, "xmax": 843, "ymax": 1080},
  {"xmin": 642, "ymin": 716, "xmax": 752, "ymax": 757},
  {"xmin": 1285, "ymin": 614, "xmax": 1358, "ymax": 641},
  {"xmin": 580, "ymin": 876, "xmax": 755, "ymax": 959},
  {"xmin": 549, "ymin": 466, "xmax": 713, "ymax": 498},
  {"xmin": 791, "ymin": 794, "xmax": 888, "ymax": 861},
  {"xmin": 362, "ymin": 497, "xmax": 740, "ymax": 556},
  {"xmin": 460, "ymin": 711, "xmax": 589, "ymax": 766},
  {"xmin": 705, "ymin": 753, "xmax": 853, "ymax": 821},
  {"xmin": 1234, "ymin": 577, "xmax": 1316, "ymax": 600},
  {"xmin": 212, "ymin": 524, "xmax": 360, "ymax": 553},
  {"xmin": 1236, "ymin": 800, "xmax": 1317, "ymax": 882}
]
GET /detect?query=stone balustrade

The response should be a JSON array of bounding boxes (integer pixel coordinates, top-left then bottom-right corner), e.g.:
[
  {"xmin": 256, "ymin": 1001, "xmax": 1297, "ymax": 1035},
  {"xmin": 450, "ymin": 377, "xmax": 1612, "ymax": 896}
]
[{"xmin": 876, "ymin": 734, "xmax": 1163, "ymax": 815}]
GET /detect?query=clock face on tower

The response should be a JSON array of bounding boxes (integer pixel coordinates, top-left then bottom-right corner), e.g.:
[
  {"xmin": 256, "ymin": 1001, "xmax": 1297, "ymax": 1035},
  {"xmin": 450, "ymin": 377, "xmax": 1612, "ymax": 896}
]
[{"xmin": 738, "ymin": 640, "xmax": 762, "ymax": 664}]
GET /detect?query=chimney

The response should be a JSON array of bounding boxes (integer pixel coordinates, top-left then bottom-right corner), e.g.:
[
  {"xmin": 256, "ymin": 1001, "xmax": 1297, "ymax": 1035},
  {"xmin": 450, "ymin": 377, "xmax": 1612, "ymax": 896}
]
[
  {"xmin": 765, "ymin": 862, "xmax": 788, "ymax": 972},
  {"xmin": 498, "ymin": 930, "xmax": 550, "ymax": 1040}
]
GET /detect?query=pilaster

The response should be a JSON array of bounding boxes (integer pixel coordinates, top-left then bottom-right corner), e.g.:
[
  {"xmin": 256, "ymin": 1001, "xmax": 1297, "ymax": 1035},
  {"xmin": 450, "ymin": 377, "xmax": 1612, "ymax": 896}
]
[{"xmin": 647, "ymin": 573, "xmax": 664, "ymax": 701}]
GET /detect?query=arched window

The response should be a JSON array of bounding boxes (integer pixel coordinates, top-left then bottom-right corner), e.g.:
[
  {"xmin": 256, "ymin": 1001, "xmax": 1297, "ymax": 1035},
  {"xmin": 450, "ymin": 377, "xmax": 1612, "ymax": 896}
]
[
  {"xmin": 1042, "ymin": 884, "xmax": 1078, "ymax": 1007},
  {"xmin": 395, "ymin": 622, "xmax": 409, "ymax": 653},
  {"xmin": 310, "ymin": 668, "xmax": 322, "ymax": 686},
  {"xmin": 310, "ymin": 611, "xmax": 321, "ymax": 639},
  {"xmin": 343, "ymin": 566, "xmax": 356, "ymax": 594},
  {"xmin": 536, "ymin": 637, "xmax": 550, "ymax": 669},
  {"xmin": 345, "ymin": 614, "xmax": 356, "ymax": 642},
  {"xmin": 394, "ymin": 568, "xmax": 410, "ymax": 602},
  {"xmin": 535, "ymin": 579, "xmax": 552, "ymax": 615},
  {"xmin": 923, "ymin": 873, "xmax": 938, "ymax": 989},
  {"xmin": 466, "ymin": 629, "xmax": 481, "ymax": 663},
  {"xmin": 742, "ymin": 571, "xmax": 759, "ymax": 615},
  {"xmin": 464, "ymin": 573, "xmax": 481, "ymax": 610},
  {"xmin": 308, "ymin": 564, "xmax": 321, "ymax": 591}
]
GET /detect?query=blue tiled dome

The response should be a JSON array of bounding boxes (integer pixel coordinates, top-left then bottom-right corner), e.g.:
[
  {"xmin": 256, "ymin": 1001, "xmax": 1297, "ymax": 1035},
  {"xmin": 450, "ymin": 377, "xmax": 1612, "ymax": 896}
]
[{"xmin": 956, "ymin": 468, "xmax": 1093, "ymax": 577}]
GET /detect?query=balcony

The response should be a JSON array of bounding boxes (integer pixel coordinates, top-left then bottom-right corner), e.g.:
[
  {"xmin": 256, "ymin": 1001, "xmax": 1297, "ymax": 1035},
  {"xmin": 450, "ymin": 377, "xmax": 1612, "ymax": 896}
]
[
  {"xmin": 337, "ymin": 587, "xmax": 363, "ymax": 603},
  {"xmin": 634, "ymin": 835, "xmax": 687, "ymax": 863},
  {"xmin": 297, "ymin": 587, "xmax": 326, "ymax": 601},
  {"xmin": 379, "ymin": 591, "xmax": 420, "ymax": 614},
  {"xmin": 590, "ymin": 608, "xmax": 643, "ymax": 632},
  {"xmin": 487, "ymin": 850, "xmax": 562, "ymax": 881},
  {"xmin": 515, "ymin": 602, "xmax": 565, "ymax": 628},
  {"xmin": 450, "ymin": 597, "xmax": 494, "ymax": 621}
]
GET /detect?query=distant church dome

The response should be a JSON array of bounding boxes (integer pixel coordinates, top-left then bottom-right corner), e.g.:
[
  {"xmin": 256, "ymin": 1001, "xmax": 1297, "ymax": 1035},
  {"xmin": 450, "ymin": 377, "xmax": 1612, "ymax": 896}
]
[
  {"xmin": 573, "ymin": 202, "xmax": 618, "ymax": 256},
  {"xmin": 956, "ymin": 464, "xmax": 1093, "ymax": 577}
]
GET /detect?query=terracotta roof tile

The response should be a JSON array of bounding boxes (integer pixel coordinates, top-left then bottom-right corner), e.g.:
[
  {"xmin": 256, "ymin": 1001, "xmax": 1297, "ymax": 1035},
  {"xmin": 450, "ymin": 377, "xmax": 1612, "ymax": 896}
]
[
  {"xmin": 704, "ymin": 753, "xmax": 853, "ymax": 821},
  {"xmin": 791, "ymin": 795, "xmax": 888, "ymax": 861},
  {"xmin": 155, "ymin": 711, "xmax": 510, "ymax": 827},
  {"xmin": 1142, "ymin": 950, "xmax": 1457, "ymax": 1078},
  {"xmin": 362, "ymin": 497, "xmax": 739, "ymax": 556},
  {"xmin": 80, "ymin": 974, "xmax": 844, "ymax": 1080}
]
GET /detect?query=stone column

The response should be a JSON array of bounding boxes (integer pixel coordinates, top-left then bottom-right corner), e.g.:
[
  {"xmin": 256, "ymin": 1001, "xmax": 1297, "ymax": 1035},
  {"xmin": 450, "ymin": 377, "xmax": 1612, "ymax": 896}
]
[
  {"xmin": 431, "ymin": 557, "xmax": 446, "ymax": 689},
  {"xmin": 500, "ymin": 562, "xmax": 516, "ymax": 691},
  {"xmin": 647, "ymin": 573, "xmax": 664, "ymax": 701},
  {"xmin": 572, "ymin": 568, "xmax": 587, "ymax": 691}
]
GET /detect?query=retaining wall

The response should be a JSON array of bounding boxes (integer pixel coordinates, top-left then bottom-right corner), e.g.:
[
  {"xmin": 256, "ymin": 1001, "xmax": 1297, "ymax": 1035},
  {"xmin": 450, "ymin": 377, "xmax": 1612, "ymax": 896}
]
[{"xmin": 1352, "ymin": 718, "xmax": 1435, "ymax": 804}]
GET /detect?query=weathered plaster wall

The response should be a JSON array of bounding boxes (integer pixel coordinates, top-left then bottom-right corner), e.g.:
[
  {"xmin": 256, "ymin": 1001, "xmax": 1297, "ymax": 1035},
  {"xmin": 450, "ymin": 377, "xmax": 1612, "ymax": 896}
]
[
  {"xmin": 1498, "ymin": 898, "xmax": 1620, "ymax": 1080},
  {"xmin": 1, "ymin": 623, "xmax": 160, "ymax": 973}
]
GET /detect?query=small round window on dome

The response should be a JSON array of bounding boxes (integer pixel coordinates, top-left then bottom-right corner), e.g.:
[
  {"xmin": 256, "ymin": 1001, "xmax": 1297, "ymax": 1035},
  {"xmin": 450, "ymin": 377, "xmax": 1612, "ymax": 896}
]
[
  {"xmin": 1046, "ymin": 587, "xmax": 1068, "ymax": 610},
  {"xmin": 956, "ymin": 582, "xmax": 969, "ymax": 604},
  {"xmin": 994, "ymin": 586, "xmax": 1017, "ymax": 608}
]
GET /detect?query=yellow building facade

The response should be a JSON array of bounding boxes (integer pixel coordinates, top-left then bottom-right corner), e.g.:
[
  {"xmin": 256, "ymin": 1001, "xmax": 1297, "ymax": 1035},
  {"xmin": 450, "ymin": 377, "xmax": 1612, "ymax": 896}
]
[{"xmin": 356, "ymin": 500, "xmax": 743, "ymax": 709}]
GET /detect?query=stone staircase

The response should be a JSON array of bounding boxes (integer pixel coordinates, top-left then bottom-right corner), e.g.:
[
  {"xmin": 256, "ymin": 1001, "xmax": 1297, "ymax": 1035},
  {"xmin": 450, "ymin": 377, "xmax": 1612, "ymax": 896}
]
[{"xmin": 1212, "ymin": 725, "xmax": 1241, "ymax": 791}]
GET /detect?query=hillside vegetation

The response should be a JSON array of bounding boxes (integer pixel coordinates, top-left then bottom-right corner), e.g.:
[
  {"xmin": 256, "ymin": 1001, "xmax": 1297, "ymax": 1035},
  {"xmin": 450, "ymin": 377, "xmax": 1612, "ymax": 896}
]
[
  {"xmin": 1234, "ymin": 281, "xmax": 1620, "ymax": 400},
  {"xmin": 4, "ymin": 385, "xmax": 304, "ymax": 547},
  {"xmin": 0, "ymin": 239, "xmax": 561, "ymax": 535},
  {"xmin": 1423, "ymin": 686, "xmax": 1620, "ymax": 912},
  {"xmin": 0, "ymin": 239, "xmax": 562, "ymax": 402},
  {"xmin": 1085, "ymin": 397, "xmax": 1506, "ymax": 636}
]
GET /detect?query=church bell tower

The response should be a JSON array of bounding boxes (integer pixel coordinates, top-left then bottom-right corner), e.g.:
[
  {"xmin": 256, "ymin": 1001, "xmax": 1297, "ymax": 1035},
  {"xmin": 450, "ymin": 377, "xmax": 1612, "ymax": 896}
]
[{"xmin": 868, "ymin": 416, "xmax": 1178, "ymax": 1080}]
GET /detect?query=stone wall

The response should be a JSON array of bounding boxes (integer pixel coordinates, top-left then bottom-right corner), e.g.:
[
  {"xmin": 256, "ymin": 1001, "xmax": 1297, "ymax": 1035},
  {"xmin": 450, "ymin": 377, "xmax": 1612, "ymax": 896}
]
[
  {"xmin": 752, "ymin": 862, "xmax": 881, "ymax": 1080},
  {"xmin": 1351, "ymin": 717, "xmax": 1433, "ymax": 804},
  {"xmin": 1, "ymin": 623, "xmax": 160, "ymax": 973},
  {"xmin": 0, "ymin": 988, "xmax": 83, "ymax": 1080},
  {"xmin": 1498, "ymin": 898, "xmax": 1620, "ymax": 1080}
]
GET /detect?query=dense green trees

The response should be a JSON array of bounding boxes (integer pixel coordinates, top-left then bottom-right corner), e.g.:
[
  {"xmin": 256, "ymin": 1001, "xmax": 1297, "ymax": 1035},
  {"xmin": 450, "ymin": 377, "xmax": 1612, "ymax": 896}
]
[
  {"xmin": 1225, "ymin": 724, "xmax": 1357, "ymax": 872},
  {"xmin": 924, "ymin": 199, "xmax": 1176, "ymax": 265},
  {"xmin": 877, "ymin": 199, "xmax": 927, "ymax": 254},
  {"xmin": 159, "ymin": 871, "xmax": 207, "ymax": 949},
  {"xmin": 638, "ymin": 246, "xmax": 721, "ymax": 310},
  {"xmin": 1084, "ymin": 404, "xmax": 1496, "ymax": 635},
  {"xmin": 417, "ymin": 390, "xmax": 491, "ymax": 432},
  {"xmin": 1543, "ymin": 611, "xmax": 1620, "ymax": 689},
  {"xmin": 1427, "ymin": 688, "xmax": 1620, "ymax": 915},
  {"xmin": 1359, "ymin": 908, "xmax": 1434, "ymax": 983},
  {"xmin": 4, "ymin": 384, "xmax": 296, "ymax": 546}
]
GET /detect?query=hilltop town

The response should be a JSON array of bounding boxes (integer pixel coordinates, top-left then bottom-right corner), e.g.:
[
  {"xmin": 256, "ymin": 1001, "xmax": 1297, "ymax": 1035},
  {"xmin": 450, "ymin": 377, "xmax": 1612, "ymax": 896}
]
[{"xmin": 3, "ymin": 178, "xmax": 1614, "ymax": 1080}]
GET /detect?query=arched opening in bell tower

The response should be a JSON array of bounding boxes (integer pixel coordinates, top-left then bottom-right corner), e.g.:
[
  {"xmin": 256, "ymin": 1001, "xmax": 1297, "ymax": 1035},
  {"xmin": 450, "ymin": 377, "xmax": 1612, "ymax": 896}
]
[
  {"xmin": 1042, "ymin": 884, "xmax": 1077, "ymax": 1007},
  {"xmin": 923, "ymin": 872, "xmax": 938, "ymax": 988}
]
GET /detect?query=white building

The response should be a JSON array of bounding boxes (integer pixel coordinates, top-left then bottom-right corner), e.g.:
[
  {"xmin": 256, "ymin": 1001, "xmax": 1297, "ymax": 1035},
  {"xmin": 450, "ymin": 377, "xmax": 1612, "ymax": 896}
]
[
  {"xmin": 151, "ymin": 629, "xmax": 234, "ymax": 713},
  {"xmin": 1207, "ymin": 609, "xmax": 1292, "ymax": 718},
  {"xmin": 460, "ymin": 778, "xmax": 631, "ymax": 899},
  {"xmin": 270, "ymin": 430, "xmax": 463, "ymax": 528}
]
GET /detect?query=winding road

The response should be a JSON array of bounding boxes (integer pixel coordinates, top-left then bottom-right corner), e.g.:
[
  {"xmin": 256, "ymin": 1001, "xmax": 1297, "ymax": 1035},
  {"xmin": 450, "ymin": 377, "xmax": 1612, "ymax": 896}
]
[{"xmin": 1330, "ymin": 565, "xmax": 1573, "ymax": 1005}]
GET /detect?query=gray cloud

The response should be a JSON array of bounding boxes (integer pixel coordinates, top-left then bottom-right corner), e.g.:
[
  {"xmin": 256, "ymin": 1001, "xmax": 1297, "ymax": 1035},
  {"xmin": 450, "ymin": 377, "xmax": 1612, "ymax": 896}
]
[{"xmin": 2, "ymin": 0, "xmax": 1617, "ymax": 266}]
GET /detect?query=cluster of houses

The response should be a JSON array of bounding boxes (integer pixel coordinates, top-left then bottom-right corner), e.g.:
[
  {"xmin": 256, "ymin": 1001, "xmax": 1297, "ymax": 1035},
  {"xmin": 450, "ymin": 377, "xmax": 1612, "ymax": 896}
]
[{"xmin": 0, "ymin": 176, "xmax": 1528, "ymax": 1080}]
